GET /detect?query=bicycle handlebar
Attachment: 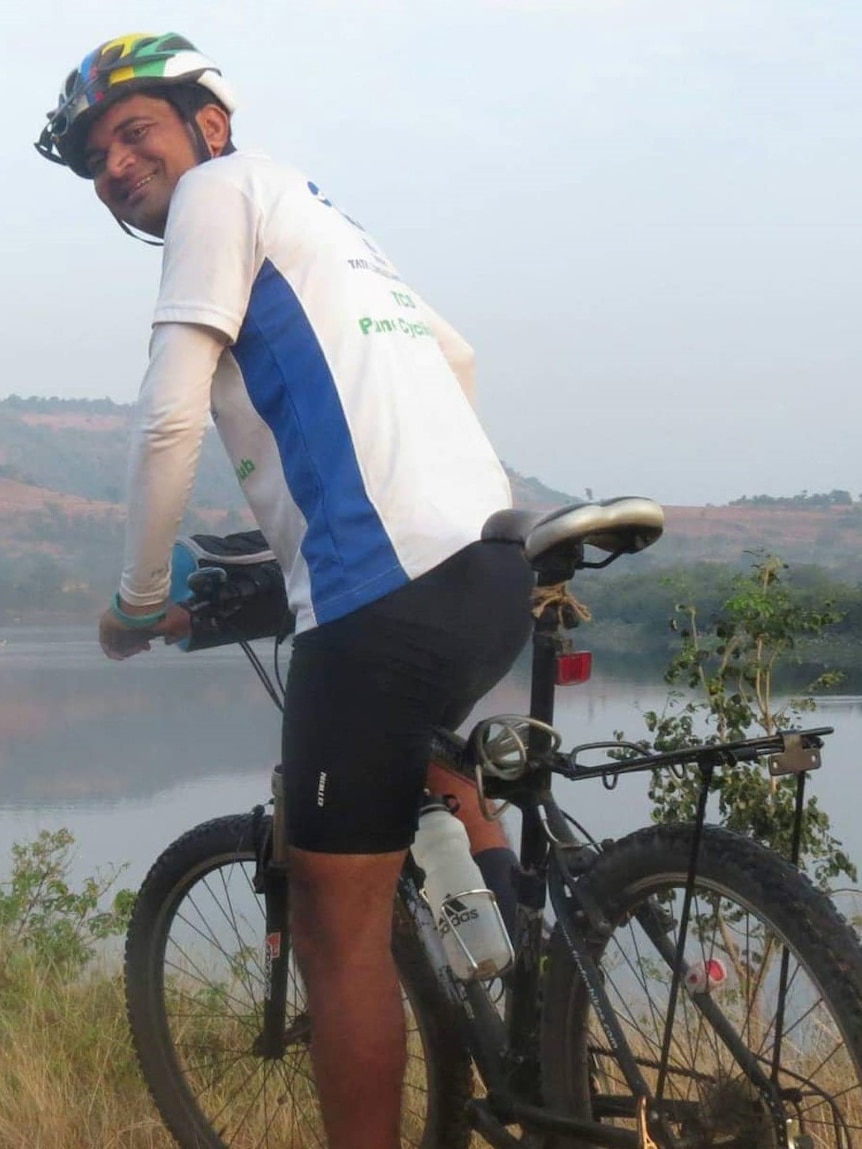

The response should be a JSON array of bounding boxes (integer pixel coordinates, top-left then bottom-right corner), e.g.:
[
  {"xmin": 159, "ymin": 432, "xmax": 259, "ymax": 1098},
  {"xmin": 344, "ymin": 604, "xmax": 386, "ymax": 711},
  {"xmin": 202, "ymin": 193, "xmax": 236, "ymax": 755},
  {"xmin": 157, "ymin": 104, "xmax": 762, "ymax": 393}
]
[{"xmin": 181, "ymin": 563, "xmax": 294, "ymax": 652}]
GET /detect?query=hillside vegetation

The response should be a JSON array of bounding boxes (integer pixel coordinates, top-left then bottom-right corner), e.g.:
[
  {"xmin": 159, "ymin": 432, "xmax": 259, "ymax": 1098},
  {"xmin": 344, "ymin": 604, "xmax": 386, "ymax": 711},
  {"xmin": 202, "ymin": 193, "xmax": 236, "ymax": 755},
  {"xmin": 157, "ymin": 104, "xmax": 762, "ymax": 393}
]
[{"xmin": 1, "ymin": 394, "xmax": 862, "ymax": 621}]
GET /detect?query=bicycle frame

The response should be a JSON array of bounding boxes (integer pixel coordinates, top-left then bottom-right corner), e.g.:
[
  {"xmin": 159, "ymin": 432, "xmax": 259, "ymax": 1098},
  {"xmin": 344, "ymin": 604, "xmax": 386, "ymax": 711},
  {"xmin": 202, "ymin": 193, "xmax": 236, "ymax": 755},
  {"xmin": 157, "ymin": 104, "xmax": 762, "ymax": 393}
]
[
  {"xmin": 130, "ymin": 500, "xmax": 862, "ymax": 1149},
  {"xmin": 231, "ymin": 529, "xmax": 835, "ymax": 1149},
  {"xmin": 418, "ymin": 554, "xmax": 835, "ymax": 1149},
  {"xmin": 429, "ymin": 552, "xmax": 658, "ymax": 1149}
]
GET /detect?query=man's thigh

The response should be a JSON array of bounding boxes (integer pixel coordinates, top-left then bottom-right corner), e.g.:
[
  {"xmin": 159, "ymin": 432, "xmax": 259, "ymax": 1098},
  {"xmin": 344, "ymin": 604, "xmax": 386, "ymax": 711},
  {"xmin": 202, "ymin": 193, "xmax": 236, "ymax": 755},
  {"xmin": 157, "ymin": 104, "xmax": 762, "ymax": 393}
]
[
  {"xmin": 281, "ymin": 636, "xmax": 436, "ymax": 854},
  {"xmin": 282, "ymin": 541, "xmax": 532, "ymax": 855}
]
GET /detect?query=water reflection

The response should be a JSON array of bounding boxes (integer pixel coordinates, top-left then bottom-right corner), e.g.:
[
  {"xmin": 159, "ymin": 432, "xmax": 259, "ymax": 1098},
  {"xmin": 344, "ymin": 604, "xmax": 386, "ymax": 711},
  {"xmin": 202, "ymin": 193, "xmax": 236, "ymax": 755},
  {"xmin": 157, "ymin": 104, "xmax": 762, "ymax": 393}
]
[
  {"xmin": 0, "ymin": 627, "xmax": 280, "ymax": 805},
  {"xmin": 1, "ymin": 630, "xmax": 861, "ymax": 892}
]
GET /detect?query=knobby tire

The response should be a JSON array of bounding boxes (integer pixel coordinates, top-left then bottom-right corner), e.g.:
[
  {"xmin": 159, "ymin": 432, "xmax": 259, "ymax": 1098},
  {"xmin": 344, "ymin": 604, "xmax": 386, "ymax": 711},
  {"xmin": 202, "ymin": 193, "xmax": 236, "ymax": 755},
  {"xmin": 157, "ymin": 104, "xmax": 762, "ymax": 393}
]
[{"xmin": 541, "ymin": 823, "xmax": 862, "ymax": 1149}]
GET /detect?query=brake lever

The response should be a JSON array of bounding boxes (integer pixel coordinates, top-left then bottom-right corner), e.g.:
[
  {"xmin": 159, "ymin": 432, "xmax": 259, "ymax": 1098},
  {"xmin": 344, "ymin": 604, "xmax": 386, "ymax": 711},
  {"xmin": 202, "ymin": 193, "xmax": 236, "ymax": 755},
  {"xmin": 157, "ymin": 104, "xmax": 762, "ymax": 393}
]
[{"xmin": 186, "ymin": 566, "xmax": 228, "ymax": 604}]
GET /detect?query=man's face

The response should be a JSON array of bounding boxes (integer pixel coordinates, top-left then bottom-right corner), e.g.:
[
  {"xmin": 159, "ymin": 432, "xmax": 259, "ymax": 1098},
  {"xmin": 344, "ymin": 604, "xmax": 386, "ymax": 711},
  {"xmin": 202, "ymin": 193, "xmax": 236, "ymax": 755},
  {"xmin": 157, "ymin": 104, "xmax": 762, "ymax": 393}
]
[{"xmin": 84, "ymin": 94, "xmax": 201, "ymax": 238}]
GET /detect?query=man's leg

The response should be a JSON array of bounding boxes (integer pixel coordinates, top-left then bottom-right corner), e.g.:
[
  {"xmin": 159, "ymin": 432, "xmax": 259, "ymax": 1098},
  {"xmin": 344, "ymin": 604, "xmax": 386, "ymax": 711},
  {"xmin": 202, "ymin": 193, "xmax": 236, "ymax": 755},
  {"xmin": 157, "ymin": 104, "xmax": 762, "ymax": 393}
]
[
  {"xmin": 289, "ymin": 846, "xmax": 407, "ymax": 1149},
  {"xmin": 426, "ymin": 760, "xmax": 519, "ymax": 933},
  {"xmin": 426, "ymin": 760, "xmax": 507, "ymax": 853}
]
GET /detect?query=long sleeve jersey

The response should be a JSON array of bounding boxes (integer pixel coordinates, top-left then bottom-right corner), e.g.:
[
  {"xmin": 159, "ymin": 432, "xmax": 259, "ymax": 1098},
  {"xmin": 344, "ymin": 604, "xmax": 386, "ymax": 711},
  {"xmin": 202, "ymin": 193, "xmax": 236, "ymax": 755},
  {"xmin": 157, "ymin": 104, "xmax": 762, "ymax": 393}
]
[{"xmin": 120, "ymin": 151, "xmax": 511, "ymax": 633}]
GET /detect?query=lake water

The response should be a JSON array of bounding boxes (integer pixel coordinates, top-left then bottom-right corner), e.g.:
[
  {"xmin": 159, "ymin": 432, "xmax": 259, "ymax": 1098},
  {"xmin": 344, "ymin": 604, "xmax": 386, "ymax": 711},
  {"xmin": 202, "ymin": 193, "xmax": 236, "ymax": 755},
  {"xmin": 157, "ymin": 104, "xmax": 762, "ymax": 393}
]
[{"xmin": 2, "ymin": 627, "xmax": 862, "ymax": 900}]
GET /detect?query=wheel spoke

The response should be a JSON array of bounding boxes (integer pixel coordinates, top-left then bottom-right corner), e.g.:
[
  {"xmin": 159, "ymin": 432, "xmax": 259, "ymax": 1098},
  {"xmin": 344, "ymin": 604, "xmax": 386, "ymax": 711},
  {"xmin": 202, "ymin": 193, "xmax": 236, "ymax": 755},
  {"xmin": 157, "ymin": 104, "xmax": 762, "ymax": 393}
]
[{"xmin": 543, "ymin": 826, "xmax": 862, "ymax": 1149}]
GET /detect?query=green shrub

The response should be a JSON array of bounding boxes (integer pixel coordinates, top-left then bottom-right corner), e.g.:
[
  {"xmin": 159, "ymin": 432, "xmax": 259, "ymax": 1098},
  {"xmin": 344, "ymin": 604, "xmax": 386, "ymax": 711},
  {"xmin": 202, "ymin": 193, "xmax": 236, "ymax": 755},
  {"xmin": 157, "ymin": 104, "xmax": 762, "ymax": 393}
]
[{"xmin": 0, "ymin": 828, "xmax": 134, "ymax": 978}]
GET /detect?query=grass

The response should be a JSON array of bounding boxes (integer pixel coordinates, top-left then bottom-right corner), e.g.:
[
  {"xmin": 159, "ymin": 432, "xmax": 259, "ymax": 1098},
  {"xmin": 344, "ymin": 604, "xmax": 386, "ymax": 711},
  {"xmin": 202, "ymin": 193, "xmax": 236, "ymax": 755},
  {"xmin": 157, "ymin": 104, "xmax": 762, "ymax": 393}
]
[
  {"xmin": 1, "ymin": 823, "xmax": 860, "ymax": 1149},
  {"xmin": 0, "ymin": 948, "xmax": 173, "ymax": 1149},
  {"xmin": 3, "ymin": 935, "xmax": 862, "ymax": 1149},
  {"xmin": 0, "ymin": 942, "xmax": 439, "ymax": 1149}
]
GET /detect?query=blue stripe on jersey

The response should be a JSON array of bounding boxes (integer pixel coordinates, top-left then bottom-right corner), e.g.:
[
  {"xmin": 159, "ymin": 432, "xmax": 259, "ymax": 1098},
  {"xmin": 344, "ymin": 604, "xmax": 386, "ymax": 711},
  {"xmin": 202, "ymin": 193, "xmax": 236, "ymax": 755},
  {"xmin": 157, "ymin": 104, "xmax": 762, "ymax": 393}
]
[{"xmin": 231, "ymin": 259, "xmax": 407, "ymax": 624}]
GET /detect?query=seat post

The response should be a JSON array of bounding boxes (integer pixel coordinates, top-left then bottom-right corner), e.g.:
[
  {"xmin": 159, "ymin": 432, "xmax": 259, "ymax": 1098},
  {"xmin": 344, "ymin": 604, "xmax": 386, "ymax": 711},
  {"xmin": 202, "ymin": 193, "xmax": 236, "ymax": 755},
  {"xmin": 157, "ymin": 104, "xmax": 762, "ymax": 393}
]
[
  {"xmin": 527, "ymin": 546, "xmax": 582, "ymax": 747},
  {"xmin": 529, "ymin": 601, "xmax": 558, "ymax": 735},
  {"xmin": 507, "ymin": 569, "xmax": 570, "ymax": 1086}
]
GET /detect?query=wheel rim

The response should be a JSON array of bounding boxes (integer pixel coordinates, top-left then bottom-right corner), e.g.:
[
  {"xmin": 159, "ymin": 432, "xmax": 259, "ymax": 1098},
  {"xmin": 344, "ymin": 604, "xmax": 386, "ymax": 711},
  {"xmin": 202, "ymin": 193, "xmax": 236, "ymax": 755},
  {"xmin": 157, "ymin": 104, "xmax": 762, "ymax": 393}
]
[
  {"xmin": 584, "ymin": 872, "xmax": 862, "ymax": 1149},
  {"xmin": 153, "ymin": 853, "xmax": 435, "ymax": 1148}
]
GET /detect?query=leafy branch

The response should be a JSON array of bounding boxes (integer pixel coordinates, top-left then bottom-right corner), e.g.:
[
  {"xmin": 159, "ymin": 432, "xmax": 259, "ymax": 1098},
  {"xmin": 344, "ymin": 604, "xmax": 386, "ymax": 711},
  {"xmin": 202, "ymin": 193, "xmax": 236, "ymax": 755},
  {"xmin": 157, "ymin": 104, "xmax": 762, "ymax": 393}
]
[
  {"xmin": 0, "ymin": 828, "xmax": 134, "ymax": 979},
  {"xmin": 637, "ymin": 553, "xmax": 856, "ymax": 891}
]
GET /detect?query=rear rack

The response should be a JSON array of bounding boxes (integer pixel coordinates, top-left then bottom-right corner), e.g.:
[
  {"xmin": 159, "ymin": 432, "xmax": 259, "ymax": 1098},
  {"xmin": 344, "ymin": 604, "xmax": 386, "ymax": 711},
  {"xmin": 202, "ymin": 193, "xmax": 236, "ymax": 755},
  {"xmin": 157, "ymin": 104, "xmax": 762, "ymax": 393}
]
[
  {"xmin": 564, "ymin": 726, "xmax": 832, "ymax": 784},
  {"xmin": 463, "ymin": 717, "xmax": 832, "ymax": 788}
]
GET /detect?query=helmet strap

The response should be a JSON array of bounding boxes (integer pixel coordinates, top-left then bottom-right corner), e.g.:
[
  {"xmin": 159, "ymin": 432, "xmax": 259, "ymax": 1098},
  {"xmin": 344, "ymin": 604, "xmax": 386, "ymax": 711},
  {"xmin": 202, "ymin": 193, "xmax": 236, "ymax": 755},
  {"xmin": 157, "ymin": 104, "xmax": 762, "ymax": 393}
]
[
  {"xmin": 187, "ymin": 118, "xmax": 213, "ymax": 165},
  {"xmin": 112, "ymin": 213, "xmax": 164, "ymax": 247},
  {"xmin": 185, "ymin": 115, "xmax": 236, "ymax": 163}
]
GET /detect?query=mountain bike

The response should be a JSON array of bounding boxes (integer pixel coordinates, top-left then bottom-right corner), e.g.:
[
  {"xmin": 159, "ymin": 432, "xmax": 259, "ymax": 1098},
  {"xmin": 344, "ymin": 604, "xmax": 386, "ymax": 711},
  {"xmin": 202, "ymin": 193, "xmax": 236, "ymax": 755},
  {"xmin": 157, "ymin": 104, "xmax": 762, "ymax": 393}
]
[{"xmin": 124, "ymin": 496, "xmax": 862, "ymax": 1149}]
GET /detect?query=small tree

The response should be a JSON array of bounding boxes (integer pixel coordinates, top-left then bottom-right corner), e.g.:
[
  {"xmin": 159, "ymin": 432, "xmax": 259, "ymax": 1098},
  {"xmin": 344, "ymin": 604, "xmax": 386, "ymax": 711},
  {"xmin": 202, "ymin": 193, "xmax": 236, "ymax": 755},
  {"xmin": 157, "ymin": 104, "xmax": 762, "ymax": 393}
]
[
  {"xmin": 640, "ymin": 553, "xmax": 856, "ymax": 891},
  {"xmin": 0, "ymin": 828, "xmax": 134, "ymax": 977}
]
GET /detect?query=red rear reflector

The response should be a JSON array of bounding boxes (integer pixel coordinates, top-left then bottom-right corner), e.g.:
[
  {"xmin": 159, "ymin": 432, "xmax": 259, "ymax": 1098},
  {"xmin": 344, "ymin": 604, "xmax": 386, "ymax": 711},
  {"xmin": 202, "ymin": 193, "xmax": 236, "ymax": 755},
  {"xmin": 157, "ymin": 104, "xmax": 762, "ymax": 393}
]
[{"xmin": 556, "ymin": 651, "xmax": 592, "ymax": 685}]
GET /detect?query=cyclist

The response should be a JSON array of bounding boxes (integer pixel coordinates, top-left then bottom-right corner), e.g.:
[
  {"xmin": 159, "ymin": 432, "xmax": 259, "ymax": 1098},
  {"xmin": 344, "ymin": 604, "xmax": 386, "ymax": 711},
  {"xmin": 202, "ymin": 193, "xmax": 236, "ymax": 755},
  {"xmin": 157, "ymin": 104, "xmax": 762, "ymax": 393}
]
[{"xmin": 37, "ymin": 33, "xmax": 532, "ymax": 1149}]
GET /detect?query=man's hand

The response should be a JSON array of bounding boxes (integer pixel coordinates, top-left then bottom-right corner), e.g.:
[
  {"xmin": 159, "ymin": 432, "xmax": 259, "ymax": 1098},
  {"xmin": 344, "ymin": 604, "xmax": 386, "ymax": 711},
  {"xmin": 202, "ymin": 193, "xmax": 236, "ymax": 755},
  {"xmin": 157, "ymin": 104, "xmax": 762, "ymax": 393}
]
[
  {"xmin": 98, "ymin": 599, "xmax": 191, "ymax": 661},
  {"xmin": 157, "ymin": 603, "xmax": 193, "ymax": 646},
  {"xmin": 98, "ymin": 607, "xmax": 157, "ymax": 661}
]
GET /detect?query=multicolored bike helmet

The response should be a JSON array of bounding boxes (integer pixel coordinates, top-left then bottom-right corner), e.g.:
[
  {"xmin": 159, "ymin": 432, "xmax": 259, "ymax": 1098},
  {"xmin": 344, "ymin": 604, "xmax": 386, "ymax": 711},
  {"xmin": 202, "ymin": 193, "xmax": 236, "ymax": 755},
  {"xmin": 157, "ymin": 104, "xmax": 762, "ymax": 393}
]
[{"xmin": 35, "ymin": 32, "xmax": 236, "ymax": 178}]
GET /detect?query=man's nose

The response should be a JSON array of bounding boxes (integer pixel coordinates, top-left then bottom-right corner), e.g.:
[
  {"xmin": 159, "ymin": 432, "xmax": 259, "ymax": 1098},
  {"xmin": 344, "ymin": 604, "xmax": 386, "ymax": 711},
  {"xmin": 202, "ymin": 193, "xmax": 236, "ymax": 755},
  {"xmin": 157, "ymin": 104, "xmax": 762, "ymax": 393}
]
[{"xmin": 104, "ymin": 141, "xmax": 136, "ymax": 179}]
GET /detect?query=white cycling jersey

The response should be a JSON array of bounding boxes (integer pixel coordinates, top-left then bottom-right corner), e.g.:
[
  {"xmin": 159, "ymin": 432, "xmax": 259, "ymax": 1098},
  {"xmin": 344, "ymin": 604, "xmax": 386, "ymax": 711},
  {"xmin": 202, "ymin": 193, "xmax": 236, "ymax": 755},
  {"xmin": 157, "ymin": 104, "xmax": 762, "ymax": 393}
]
[{"xmin": 120, "ymin": 151, "xmax": 511, "ymax": 632}]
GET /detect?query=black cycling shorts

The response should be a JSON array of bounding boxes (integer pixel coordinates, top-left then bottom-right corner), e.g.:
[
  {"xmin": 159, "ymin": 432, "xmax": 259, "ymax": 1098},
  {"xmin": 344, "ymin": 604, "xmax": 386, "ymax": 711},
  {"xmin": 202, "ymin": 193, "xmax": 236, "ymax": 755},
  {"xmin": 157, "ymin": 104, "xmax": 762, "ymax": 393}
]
[{"xmin": 281, "ymin": 540, "xmax": 533, "ymax": 854}]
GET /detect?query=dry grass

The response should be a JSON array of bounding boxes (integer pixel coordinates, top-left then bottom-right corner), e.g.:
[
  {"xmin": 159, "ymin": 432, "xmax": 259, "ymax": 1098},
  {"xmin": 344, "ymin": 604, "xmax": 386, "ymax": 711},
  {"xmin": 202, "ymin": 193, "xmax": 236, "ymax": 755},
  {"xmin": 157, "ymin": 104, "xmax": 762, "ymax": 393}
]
[
  {"xmin": 0, "ymin": 954, "xmax": 173, "ymax": 1149},
  {"xmin": 3, "ymin": 941, "xmax": 860, "ymax": 1148},
  {"xmin": 0, "ymin": 952, "xmax": 440, "ymax": 1149}
]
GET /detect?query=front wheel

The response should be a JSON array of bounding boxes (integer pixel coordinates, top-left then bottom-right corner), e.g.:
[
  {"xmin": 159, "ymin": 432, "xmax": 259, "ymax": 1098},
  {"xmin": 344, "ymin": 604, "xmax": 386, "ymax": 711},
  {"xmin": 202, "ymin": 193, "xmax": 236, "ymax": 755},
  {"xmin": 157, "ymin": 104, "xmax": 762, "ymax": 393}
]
[
  {"xmin": 125, "ymin": 812, "xmax": 473, "ymax": 1149},
  {"xmin": 541, "ymin": 823, "xmax": 862, "ymax": 1148}
]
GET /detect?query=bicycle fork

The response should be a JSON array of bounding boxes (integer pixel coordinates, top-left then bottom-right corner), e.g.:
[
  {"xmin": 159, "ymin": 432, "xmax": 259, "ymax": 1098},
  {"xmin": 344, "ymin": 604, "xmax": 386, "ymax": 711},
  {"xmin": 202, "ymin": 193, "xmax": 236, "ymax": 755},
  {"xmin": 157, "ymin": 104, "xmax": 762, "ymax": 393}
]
[{"xmin": 252, "ymin": 766, "xmax": 293, "ymax": 1060}]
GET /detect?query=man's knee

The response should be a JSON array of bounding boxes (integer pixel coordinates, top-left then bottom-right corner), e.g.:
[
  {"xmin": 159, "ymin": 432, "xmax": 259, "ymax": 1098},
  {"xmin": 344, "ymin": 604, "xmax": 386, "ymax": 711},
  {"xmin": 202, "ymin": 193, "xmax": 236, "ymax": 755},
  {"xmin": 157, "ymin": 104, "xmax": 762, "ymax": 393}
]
[{"xmin": 288, "ymin": 846, "xmax": 406, "ymax": 967}]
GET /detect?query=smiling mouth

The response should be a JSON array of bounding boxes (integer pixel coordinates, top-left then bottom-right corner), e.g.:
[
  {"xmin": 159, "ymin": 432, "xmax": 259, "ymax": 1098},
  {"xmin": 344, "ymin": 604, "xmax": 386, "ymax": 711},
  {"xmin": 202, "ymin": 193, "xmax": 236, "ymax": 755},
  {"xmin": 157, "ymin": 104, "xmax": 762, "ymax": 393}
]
[{"xmin": 125, "ymin": 174, "xmax": 156, "ymax": 203}]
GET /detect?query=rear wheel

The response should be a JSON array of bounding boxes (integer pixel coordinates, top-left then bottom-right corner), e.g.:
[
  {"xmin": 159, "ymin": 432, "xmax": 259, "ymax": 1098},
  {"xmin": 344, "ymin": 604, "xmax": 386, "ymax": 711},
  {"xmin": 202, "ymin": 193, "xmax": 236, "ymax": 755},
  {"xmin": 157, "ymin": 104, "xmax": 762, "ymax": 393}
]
[
  {"xmin": 541, "ymin": 824, "xmax": 862, "ymax": 1148},
  {"xmin": 125, "ymin": 813, "xmax": 473, "ymax": 1149}
]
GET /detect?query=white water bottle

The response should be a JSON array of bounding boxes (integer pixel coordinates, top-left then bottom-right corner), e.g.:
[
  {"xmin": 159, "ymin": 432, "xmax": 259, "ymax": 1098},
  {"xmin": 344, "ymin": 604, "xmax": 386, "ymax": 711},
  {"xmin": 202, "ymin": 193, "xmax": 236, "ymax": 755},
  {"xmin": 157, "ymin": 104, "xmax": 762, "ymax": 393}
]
[{"xmin": 411, "ymin": 800, "xmax": 514, "ymax": 981}]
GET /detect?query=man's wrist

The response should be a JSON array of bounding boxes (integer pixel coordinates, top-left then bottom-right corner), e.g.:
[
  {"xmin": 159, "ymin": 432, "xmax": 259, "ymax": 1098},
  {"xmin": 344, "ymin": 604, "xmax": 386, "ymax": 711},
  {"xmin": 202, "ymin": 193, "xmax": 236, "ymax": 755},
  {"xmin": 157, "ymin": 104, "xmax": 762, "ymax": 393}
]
[{"xmin": 110, "ymin": 592, "xmax": 168, "ymax": 628}]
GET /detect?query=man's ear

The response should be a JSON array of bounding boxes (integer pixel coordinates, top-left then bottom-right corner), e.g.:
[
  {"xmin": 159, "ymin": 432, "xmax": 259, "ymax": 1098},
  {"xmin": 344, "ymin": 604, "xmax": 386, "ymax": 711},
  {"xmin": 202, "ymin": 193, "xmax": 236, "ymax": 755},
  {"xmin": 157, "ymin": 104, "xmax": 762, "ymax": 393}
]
[{"xmin": 195, "ymin": 104, "xmax": 231, "ymax": 158}]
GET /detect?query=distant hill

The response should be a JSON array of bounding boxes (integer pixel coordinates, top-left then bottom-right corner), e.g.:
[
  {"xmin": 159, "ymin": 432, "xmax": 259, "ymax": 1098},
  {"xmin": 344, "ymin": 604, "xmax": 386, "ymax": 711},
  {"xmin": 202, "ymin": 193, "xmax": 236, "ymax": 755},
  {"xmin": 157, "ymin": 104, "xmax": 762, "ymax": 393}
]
[
  {"xmin": 1, "ymin": 397, "xmax": 861, "ymax": 610},
  {"xmin": 657, "ymin": 504, "xmax": 862, "ymax": 577},
  {"xmin": 0, "ymin": 395, "xmax": 573, "ymax": 519},
  {"xmin": 0, "ymin": 397, "xmax": 583, "ymax": 612},
  {"xmin": 0, "ymin": 397, "xmax": 245, "ymax": 513}
]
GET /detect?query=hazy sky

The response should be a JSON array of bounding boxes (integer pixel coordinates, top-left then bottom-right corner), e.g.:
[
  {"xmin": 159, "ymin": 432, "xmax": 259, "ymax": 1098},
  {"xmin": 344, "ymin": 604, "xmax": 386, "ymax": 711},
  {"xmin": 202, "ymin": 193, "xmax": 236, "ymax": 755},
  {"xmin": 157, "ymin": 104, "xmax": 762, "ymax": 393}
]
[{"xmin": 6, "ymin": 0, "xmax": 861, "ymax": 506}]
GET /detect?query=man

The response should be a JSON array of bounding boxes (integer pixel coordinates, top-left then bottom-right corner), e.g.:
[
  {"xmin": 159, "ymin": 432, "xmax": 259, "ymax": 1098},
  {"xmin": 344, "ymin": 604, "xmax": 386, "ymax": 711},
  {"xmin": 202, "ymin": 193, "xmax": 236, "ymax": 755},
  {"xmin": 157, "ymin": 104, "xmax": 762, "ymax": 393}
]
[{"xmin": 37, "ymin": 33, "xmax": 532, "ymax": 1149}]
